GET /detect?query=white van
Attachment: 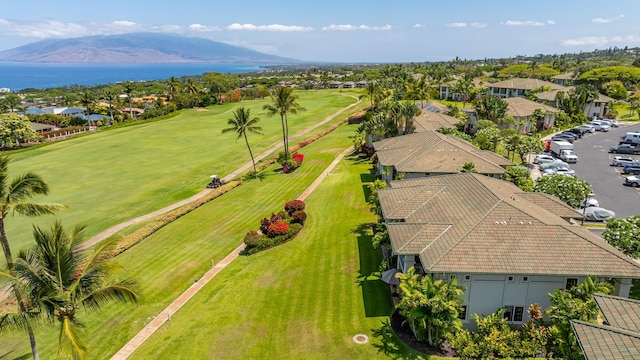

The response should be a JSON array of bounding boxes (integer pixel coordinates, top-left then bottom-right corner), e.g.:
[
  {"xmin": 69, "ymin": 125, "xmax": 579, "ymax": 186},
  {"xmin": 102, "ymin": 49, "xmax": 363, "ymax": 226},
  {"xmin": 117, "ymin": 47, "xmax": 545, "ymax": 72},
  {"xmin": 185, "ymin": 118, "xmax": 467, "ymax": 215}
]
[{"xmin": 622, "ymin": 132, "xmax": 640, "ymax": 145}]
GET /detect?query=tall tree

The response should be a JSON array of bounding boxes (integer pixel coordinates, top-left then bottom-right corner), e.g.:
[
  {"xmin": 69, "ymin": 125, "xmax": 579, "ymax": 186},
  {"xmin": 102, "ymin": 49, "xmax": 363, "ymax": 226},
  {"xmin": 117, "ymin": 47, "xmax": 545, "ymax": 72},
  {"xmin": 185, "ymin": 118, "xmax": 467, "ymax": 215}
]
[
  {"xmin": 533, "ymin": 174, "xmax": 592, "ymax": 208},
  {"xmin": 13, "ymin": 221, "xmax": 140, "ymax": 360},
  {"xmin": 102, "ymin": 89, "xmax": 116, "ymax": 126},
  {"xmin": 123, "ymin": 81, "xmax": 137, "ymax": 119},
  {"xmin": 0, "ymin": 155, "xmax": 66, "ymax": 360},
  {"xmin": 263, "ymin": 87, "xmax": 305, "ymax": 162},
  {"xmin": 221, "ymin": 107, "xmax": 263, "ymax": 179},
  {"xmin": 399, "ymin": 102, "xmax": 420, "ymax": 135},
  {"xmin": 2, "ymin": 94, "xmax": 24, "ymax": 113},
  {"xmin": 79, "ymin": 91, "xmax": 94, "ymax": 127},
  {"xmin": 166, "ymin": 76, "xmax": 180, "ymax": 101}
]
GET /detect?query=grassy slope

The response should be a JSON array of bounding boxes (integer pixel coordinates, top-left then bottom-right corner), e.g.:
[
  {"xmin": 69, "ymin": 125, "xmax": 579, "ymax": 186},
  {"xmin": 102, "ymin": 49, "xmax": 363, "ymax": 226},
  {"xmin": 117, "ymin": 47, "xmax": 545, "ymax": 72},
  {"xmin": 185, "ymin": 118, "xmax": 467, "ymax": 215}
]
[
  {"xmin": 130, "ymin": 155, "xmax": 419, "ymax": 359},
  {"xmin": 2, "ymin": 123, "xmax": 408, "ymax": 359},
  {"xmin": 3, "ymin": 90, "xmax": 362, "ymax": 262}
]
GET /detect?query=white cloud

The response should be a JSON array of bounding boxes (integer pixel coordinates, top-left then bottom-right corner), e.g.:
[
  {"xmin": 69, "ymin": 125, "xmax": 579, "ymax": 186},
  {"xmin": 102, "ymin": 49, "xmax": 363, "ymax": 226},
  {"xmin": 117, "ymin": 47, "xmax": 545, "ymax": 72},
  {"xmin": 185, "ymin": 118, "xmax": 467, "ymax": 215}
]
[
  {"xmin": 447, "ymin": 22, "xmax": 468, "ymax": 28},
  {"xmin": 592, "ymin": 14, "xmax": 624, "ymax": 24},
  {"xmin": 112, "ymin": 20, "xmax": 137, "ymax": 27},
  {"xmin": 321, "ymin": 24, "xmax": 391, "ymax": 31},
  {"xmin": 227, "ymin": 23, "xmax": 312, "ymax": 31},
  {"xmin": 447, "ymin": 22, "xmax": 486, "ymax": 28},
  {"xmin": 502, "ymin": 20, "xmax": 546, "ymax": 26},
  {"xmin": 471, "ymin": 22, "xmax": 487, "ymax": 28},
  {"xmin": 188, "ymin": 24, "xmax": 220, "ymax": 32},
  {"xmin": 562, "ymin": 34, "xmax": 639, "ymax": 47},
  {"xmin": 413, "ymin": 24, "xmax": 423, "ymax": 28},
  {"xmin": 547, "ymin": 20, "xmax": 556, "ymax": 25}
]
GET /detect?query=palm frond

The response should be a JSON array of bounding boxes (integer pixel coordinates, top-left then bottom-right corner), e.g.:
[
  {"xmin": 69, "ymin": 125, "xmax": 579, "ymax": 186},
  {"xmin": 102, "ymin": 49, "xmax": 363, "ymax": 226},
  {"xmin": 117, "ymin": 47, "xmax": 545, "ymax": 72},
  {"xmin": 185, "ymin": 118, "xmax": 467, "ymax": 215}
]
[
  {"xmin": 12, "ymin": 202, "xmax": 67, "ymax": 217},
  {"xmin": 80, "ymin": 280, "xmax": 140, "ymax": 312},
  {"xmin": 58, "ymin": 316, "xmax": 88, "ymax": 360}
]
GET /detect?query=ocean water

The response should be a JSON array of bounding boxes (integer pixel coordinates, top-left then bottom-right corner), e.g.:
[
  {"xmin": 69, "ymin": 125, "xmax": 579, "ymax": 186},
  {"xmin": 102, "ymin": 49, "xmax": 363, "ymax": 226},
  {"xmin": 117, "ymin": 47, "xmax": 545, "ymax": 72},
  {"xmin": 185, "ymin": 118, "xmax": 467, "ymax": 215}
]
[{"xmin": 0, "ymin": 62, "xmax": 266, "ymax": 91}]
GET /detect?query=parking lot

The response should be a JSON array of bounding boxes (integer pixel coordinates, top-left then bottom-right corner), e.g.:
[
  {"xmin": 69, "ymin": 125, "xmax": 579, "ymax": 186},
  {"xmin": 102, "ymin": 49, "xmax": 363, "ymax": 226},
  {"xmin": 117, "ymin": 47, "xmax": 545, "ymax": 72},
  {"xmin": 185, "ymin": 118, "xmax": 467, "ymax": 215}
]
[{"xmin": 570, "ymin": 122, "xmax": 640, "ymax": 219}]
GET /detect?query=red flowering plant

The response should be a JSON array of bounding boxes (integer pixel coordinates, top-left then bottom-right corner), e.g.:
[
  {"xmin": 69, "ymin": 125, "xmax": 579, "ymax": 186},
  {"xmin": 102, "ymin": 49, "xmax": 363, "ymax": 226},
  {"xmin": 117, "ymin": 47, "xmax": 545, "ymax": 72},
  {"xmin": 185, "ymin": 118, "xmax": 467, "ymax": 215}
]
[
  {"xmin": 285, "ymin": 200, "xmax": 305, "ymax": 215},
  {"xmin": 267, "ymin": 221, "xmax": 288, "ymax": 237},
  {"xmin": 292, "ymin": 153, "xmax": 304, "ymax": 166}
]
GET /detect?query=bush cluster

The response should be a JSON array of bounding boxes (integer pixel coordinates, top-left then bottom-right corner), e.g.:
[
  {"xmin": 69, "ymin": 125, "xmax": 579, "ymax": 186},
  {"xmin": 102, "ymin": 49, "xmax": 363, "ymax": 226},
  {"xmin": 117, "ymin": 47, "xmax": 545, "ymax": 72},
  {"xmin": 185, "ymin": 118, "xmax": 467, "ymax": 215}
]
[{"xmin": 244, "ymin": 200, "xmax": 307, "ymax": 254}]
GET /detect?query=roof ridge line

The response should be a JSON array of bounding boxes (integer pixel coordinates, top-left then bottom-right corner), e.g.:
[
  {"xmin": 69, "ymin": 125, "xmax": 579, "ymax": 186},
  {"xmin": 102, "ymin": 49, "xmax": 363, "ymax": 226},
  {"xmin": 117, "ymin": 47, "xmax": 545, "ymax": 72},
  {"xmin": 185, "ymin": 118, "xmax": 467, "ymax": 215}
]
[{"xmin": 571, "ymin": 319, "xmax": 640, "ymax": 339}]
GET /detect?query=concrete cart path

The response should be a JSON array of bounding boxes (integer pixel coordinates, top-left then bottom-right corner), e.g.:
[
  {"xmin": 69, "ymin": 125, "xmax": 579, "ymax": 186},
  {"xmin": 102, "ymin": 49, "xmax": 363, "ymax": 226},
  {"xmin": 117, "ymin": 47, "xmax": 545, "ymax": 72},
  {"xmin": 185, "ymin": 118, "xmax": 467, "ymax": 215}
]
[
  {"xmin": 78, "ymin": 94, "xmax": 360, "ymax": 251},
  {"xmin": 109, "ymin": 145, "xmax": 354, "ymax": 359}
]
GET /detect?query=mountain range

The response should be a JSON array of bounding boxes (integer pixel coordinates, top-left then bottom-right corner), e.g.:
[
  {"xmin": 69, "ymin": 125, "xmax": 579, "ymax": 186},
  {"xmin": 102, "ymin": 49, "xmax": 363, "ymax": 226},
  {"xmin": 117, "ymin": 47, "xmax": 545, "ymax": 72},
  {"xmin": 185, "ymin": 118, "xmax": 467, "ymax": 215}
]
[{"xmin": 0, "ymin": 33, "xmax": 298, "ymax": 64}]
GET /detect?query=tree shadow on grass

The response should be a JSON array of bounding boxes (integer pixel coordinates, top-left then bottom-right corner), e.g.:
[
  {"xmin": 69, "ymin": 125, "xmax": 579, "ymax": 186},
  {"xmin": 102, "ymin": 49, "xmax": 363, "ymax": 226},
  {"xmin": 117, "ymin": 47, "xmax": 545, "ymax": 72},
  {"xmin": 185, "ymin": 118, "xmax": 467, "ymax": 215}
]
[
  {"xmin": 372, "ymin": 319, "xmax": 428, "ymax": 360},
  {"xmin": 360, "ymin": 172, "xmax": 376, "ymax": 203},
  {"xmin": 0, "ymin": 350, "xmax": 31, "ymax": 360},
  {"xmin": 353, "ymin": 223, "xmax": 393, "ymax": 318}
]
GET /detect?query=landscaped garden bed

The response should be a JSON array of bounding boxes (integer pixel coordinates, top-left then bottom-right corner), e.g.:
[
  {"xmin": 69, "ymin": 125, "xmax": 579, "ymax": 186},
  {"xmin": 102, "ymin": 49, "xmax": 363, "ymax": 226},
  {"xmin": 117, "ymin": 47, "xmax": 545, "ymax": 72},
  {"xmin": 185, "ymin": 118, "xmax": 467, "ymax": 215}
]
[{"xmin": 243, "ymin": 199, "xmax": 307, "ymax": 254}]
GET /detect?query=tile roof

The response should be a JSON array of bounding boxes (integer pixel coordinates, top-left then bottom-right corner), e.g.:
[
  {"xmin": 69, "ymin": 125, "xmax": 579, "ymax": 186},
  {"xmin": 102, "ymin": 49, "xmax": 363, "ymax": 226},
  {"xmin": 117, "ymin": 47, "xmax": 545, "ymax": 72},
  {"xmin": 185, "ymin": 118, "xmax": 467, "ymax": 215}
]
[
  {"xmin": 572, "ymin": 320, "xmax": 640, "ymax": 360},
  {"xmin": 414, "ymin": 110, "xmax": 461, "ymax": 132},
  {"xmin": 373, "ymin": 131, "xmax": 514, "ymax": 175},
  {"xmin": 504, "ymin": 97, "xmax": 559, "ymax": 117},
  {"xmin": 487, "ymin": 78, "xmax": 565, "ymax": 91},
  {"xmin": 378, "ymin": 173, "xmax": 640, "ymax": 277},
  {"xmin": 594, "ymin": 294, "xmax": 640, "ymax": 333},
  {"xmin": 536, "ymin": 87, "xmax": 614, "ymax": 103}
]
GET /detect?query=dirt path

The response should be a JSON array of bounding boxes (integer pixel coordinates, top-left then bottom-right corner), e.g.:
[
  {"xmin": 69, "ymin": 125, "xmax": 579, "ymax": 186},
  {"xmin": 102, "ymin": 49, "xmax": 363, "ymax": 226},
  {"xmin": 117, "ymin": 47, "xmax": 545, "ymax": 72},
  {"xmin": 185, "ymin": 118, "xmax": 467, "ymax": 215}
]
[
  {"xmin": 109, "ymin": 146, "xmax": 353, "ymax": 359},
  {"xmin": 78, "ymin": 94, "xmax": 360, "ymax": 251}
]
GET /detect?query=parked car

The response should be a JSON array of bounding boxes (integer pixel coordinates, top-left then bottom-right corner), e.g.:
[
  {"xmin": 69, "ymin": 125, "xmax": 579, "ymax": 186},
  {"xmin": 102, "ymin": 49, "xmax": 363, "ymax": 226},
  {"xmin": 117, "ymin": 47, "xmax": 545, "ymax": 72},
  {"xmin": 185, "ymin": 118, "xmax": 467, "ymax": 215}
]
[
  {"xmin": 609, "ymin": 144, "xmax": 640, "ymax": 155},
  {"xmin": 560, "ymin": 131, "xmax": 579, "ymax": 140},
  {"xmin": 566, "ymin": 128, "xmax": 585, "ymax": 137},
  {"xmin": 624, "ymin": 175, "xmax": 640, "ymax": 187},
  {"xmin": 579, "ymin": 207, "xmax": 616, "ymax": 221},
  {"xmin": 551, "ymin": 135, "xmax": 574, "ymax": 143},
  {"xmin": 580, "ymin": 198, "xmax": 600, "ymax": 207},
  {"xmin": 607, "ymin": 119, "xmax": 620, "ymax": 127},
  {"xmin": 578, "ymin": 124, "xmax": 596, "ymax": 133},
  {"xmin": 610, "ymin": 156, "xmax": 638, "ymax": 167},
  {"xmin": 622, "ymin": 164, "xmax": 640, "ymax": 175},
  {"xmin": 539, "ymin": 160, "xmax": 570, "ymax": 171},
  {"xmin": 533, "ymin": 154, "xmax": 555, "ymax": 164},
  {"xmin": 542, "ymin": 166, "xmax": 576, "ymax": 176},
  {"xmin": 591, "ymin": 121, "xmax": 611, "ymax": 132},
  {"xmin": 571, "ymin": 126, "xmax": 589, "ymax": 135}
]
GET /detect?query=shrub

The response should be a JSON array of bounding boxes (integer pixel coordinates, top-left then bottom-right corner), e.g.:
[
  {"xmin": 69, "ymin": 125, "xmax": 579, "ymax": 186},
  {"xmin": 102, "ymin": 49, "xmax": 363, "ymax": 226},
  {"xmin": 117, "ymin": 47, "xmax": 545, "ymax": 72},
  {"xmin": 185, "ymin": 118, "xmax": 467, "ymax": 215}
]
[
  {"xmin": 267, "ymin": 221, "xmax": 288, "ymax": 237},
  {"xmin": 243, "ymin": 231, "xmax": 263, "ymax": 247},
  {"xmin": 292, "ymin": 153, "xmax": 304, "ymax": 165},
  {"xmin": 285, "ymin": 200, "xmax": 305, "ymax": 215},
  {"xmin": 291, "ymin": 210, "xmax": 307, "ymax": 225}
]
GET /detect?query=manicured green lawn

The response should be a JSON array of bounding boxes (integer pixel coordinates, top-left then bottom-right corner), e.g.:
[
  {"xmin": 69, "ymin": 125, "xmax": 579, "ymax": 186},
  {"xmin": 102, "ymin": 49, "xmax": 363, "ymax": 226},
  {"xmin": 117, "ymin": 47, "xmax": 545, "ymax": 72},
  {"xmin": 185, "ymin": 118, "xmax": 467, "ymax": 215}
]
[
  {"xmin": 2, "ymin": 123, "xmax": 421, "ymax": 359},
  {"xmin": 129, "ymin": 155, "xmax": 421, "ymax": 359},
  {"xmin": 2, "ymin": 90, "xmax": 364, "ymax": 264}
]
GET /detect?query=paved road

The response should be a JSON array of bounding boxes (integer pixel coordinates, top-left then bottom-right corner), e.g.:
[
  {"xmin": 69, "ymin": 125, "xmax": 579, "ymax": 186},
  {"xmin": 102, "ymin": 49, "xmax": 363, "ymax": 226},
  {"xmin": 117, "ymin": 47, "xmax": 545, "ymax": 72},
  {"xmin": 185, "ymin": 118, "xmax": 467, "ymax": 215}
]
[{"xmin": 571, "ymin": 122, "xmax": 640, "ymax": 218}]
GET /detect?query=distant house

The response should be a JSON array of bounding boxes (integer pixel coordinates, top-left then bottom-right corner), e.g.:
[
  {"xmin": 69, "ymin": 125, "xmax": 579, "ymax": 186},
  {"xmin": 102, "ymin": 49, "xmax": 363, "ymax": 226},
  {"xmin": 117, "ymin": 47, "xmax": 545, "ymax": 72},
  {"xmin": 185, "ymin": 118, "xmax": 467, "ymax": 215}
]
[
  {"xmin": 551, "ymin": 72, "xmax": 578, "ymax": 86},
  {"xmin": 487, "ymin": 78, "xmax": 562, "ymax": 99},
  {"xmin": 504, "ymin": 97, "xmax": 558, "ymax": 133},
  {"xmin": 572, "ymin": 294, "xmax": 640, "ymax": 359},
  {"xmin": 413, "ymin": 109, "xmax": 460, "ymax": 132},
  {"xmin": 30, "ymin": 122, "xmax": 56, "ymax": 132},
  {"xmin": 418, "ymin": 101, "xmax": 451, "ymax": 114},
  {"xmin": 355, "ymin": 80, "xmax": 368, "ymax": 88},
  {"xmin": 439, "ymin": 77, "xmax": 484, "ymax": 101},
  {"xmin": 378, "ymin": 173, "xmax": 640, "ymax": 328},
  {"xmin": 536, "ymin": 87, "xmax": 613, "ymax": 120},
  {"xmin": 372, "ymin": 131, "xmax": 514, "ymax": 182},
  {"xmin": 24, "ymin": 106, "xmax": 86, "ymax": 117}
]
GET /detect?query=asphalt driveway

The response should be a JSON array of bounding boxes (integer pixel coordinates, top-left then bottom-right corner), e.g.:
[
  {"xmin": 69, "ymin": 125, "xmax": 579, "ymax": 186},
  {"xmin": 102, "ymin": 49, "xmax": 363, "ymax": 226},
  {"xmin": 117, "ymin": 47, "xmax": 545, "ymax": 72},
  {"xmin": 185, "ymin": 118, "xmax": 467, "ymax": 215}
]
[{"xmin": 570, "ymin": 122, "xmax": 640, "ymax": 219}]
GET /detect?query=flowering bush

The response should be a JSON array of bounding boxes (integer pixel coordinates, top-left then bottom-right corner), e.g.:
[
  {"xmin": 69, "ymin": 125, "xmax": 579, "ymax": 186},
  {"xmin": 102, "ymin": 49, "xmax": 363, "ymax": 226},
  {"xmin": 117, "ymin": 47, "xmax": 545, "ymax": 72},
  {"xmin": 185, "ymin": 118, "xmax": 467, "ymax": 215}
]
[
  {"xmin": 292, "ymin": 153, "xmax": 304, "ymax": 165},
  {"xmin": 292, "ymin": 210, "xmax": 307, "ymax": 225},
  {"xmin": 285, "ymin": 200, "xmax": 306, "ymax": 215},
  {"xmin": 267, "ymin": 221, "xmax": 288, "ymax": 237}
]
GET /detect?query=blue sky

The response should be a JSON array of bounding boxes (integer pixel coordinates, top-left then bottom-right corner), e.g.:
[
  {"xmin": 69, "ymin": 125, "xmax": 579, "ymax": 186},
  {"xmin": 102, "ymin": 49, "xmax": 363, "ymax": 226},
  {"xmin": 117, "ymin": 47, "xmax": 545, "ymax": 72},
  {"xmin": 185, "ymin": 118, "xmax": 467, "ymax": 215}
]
[{"xmin": 1, "ymin": 0, "xmax": 638, "ymax": 62}]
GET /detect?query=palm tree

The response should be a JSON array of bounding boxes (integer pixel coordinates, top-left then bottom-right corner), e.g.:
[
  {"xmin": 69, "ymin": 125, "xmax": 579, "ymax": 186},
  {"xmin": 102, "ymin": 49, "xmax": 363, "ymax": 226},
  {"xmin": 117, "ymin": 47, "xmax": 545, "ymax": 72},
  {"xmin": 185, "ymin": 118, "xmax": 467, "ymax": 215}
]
[
  {"xmin": 263, "ymin": 87, "xmax": 305, "ymax": 161},
  {"xmin": 364, "ymin": 81, "xmax": 380, "ymax": 108},
  {"xmin": 14, "ymin": 221, "xmax": 140, "ymax": 360},
  {"xmin": 399, "ymin": 102, "xmax": 420, "ymax": 135},
  {"xmin": 221, "ymin": 107, "xmax": 263, "ymax": 179},
  {"xmin": 79, "ymin": 91, "xmax": 94, "ymax": 127},
  {"xmin": 0, "ymin": 155, "xmax": 66, "ymax": 360},
  {"xmin": 528, "ymin": 61, "xmax": 540, "ymax": 78},
  {"xmin": 123, "ymin": 81, "xmax": 137, "ymax": 119},
  {"xmin": 102, "ymin": 89, "xmax": 116, "ymax": 126},
  {"xmin": 3, "ymin": 94, "xmax": 24, "ymax": 113},
  {"xmin": 166, "ymin": 76, "xmax": 180, "ymax": 101},
  {"xmin": 460, "ymin": 162, "xmax": 477, "ymax": 173}
]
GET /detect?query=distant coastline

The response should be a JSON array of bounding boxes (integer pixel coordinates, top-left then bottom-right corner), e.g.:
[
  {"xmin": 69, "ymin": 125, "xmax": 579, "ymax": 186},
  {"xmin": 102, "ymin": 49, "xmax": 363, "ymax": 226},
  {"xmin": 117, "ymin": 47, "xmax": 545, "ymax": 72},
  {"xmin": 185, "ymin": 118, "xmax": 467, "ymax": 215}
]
[{"xmin": 0, "ymin": 62, "xmax": 266, "ymax": 91}]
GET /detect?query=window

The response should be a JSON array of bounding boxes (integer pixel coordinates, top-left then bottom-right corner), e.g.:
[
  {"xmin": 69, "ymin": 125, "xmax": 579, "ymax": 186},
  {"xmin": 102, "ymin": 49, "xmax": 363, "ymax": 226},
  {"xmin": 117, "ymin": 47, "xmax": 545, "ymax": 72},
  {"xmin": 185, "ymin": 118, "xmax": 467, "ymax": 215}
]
[
  {"xmin": 503, "ymin": 306, "xmax": 525, "ymax": 322},
  {"xmin": 566, "ymin": 278, "xmax": 578, "ymax": 290},
  {"xmin": 464, "ymin": 275, "xmax": 472, "ymax": 282},
  {"xmin": 507, "ymin": 276, "xmax": 515, "ymax": 282},
  {"xmin": 458, "ymin": 305, "xmax": 467, "ymax": 320},
  {"xmin": 514, "ymin": 307, "xmax": 525, "ymax": 322},
  {"xmin": 522, "ymin": 276, "xmax": 529, "ymax": 283}
]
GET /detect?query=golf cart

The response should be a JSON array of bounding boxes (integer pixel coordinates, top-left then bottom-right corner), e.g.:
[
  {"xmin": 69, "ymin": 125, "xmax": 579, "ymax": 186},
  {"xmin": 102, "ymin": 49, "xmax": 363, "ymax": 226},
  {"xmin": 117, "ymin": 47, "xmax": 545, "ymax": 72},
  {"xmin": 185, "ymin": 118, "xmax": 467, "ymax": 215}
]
[{"xmin": 207, "ymin": 174, "xmax": 224, "ymax": 189}]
